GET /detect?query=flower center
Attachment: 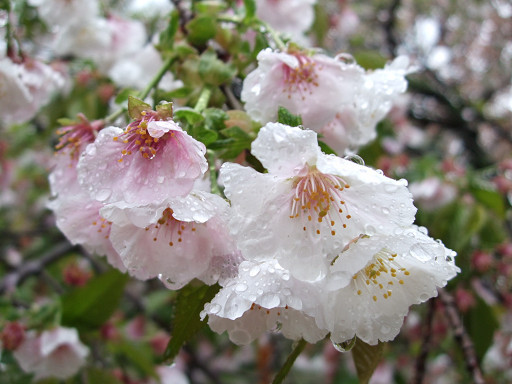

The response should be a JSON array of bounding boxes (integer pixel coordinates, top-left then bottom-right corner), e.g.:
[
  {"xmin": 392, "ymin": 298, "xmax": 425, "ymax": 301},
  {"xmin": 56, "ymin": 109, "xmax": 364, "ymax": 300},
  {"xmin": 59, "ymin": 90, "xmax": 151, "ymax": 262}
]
[
  {"xmin": 352, "ymin": 252, "xmax": 411, "ymax": 302},
  {"xmin": 55, "ymin": 114, "xmax": 99, "ymax": 162},
  {"xmin": 147, "ymin": 208, "xmax": 196, "ymax": 246},
  {"xmin": 91, "ymin": 216, "xmax": 112, "ymax": 240},
  {"xmin": 113, "ymin": 112, "xmax": 171, "ymax": 162},
  {"xmin": 282, "ymin": 54, "xmax": 320, "ymax": 100},
  {"xmin": 290, "ymin": 167, "xmax": 351, "ymax": 236}
]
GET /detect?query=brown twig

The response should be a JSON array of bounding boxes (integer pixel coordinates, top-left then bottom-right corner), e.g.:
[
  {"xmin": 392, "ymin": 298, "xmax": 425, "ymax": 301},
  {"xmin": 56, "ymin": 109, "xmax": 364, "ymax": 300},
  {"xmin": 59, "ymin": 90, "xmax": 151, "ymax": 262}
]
[
  {"xmin": 438, "ymin": 289, "xmax": 486, "ymax": 384},
  {"xmin": 0, "ymin": 241, "xmax": 77, "ymax": 294},
  {"xmin": 412, "ymin": 299, "xmax": 436, "ymax": 384}
]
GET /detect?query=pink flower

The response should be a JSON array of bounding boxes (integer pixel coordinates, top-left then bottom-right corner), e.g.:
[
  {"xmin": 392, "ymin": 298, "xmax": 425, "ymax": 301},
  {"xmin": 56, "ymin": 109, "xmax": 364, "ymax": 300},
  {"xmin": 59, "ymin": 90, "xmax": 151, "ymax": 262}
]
[
  {"xmin": 13, "ymin": 327, "xmax": 89, "ymax": 380},
  {"xmin": 0, "ymin": 58, "xmax": 64, "ymax": 126},
  {"xmin": 105, "ymin": 189, "xmax": 240, "ymax": 289},
  {"xmin": 77, "ymin": 113, "xmax": 207, "ymax": 207},
  {"xmin": 242, "ymin": 49, "xmax": 362, "ymax": 132},
  {"xmin": 255, "ymin": 0, "xmax": 316, "ymax": 44}
]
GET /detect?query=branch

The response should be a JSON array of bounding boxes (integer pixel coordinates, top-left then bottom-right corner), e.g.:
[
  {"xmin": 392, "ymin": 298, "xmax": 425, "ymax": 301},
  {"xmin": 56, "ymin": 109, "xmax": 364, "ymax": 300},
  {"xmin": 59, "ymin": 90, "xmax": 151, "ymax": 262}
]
[
  {"xmin": 438, "ymin": 289, "xmax": 485, "ymax": 384},
  {"xmin": 0, "ymin": 242, "xmax": 77, "ymax": 294},
  {"xmin": 412, "ymin": 299, "xmax": 436, "ymax": 384},
  {"xmin": 382, "ymin": 0, "xmax": 401, "ymax": 56}
]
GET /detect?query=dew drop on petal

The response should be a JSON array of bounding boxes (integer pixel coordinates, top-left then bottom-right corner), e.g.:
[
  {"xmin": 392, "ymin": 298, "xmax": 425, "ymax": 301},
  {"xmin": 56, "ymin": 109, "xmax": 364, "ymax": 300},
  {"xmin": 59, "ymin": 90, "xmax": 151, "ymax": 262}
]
[
  {"xmin": 410, "ymin": 243, "xmax": 433, "ymax": 262},
  {"xmin": 381, "ymin": 207, "xmax": 390, "ymax": 215},
  {"xmin": 96, "ymin": 189, "xmax": 111, "ymax": 201},
  {"xmin": 344, "ymin": 154, "xmax": 365, "ymax": 165},
  {"xmin": 332, "ymin": 336, "xmax": 357, "ymax": 353},
  {"xmin": 209, "ymin": 303, "xmax": 221, "ymax": 314},
  {"xmin": 380, "ymin": 325, "xmax": 390, "ymax": 334},
  {"xmin": 249, "ymin": 265, "xmax": 260, "ymax": 277},
  {"xmin": 235, "ymin": 282, "xmax": 248, "ymax": 292},
  {"xmin": 261, "ymin": 294, "xmax": 280, "ymax": 308}
]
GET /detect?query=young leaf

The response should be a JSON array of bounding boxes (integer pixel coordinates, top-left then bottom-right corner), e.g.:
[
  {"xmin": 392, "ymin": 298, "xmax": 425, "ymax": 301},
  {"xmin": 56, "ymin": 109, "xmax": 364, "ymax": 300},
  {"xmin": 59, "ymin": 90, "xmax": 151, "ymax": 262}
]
[
  {"xmin": 174, "ymin": 108, "xmax": 205, "ymax": 124},
  {"xmin": 198, "ymin": 50, "xmax": 237, "ymax": 86},
  {"xmin": 61, "ymin": 269, "xmax": 129, "ymax": 331},
  {"xmin": 127, "ymin": 96, "xmax": 152, "ymax": 120},
  {"xmin": 243, "ymin": 0, "xmax": 256, "ymax": 20},
  {"xmin": 163, "ymin": 283, "xmax": 220, "ymax": 362},
  {"xmin": 186, "ymin": 15, "xmax": 217, "ymax": 46},
  {"xmin": 351, "ymin": 339, "xmax": 384, "ymax": 384},
  {"xmin": 277, "ymin": 107, "xmax": 303, "ymax": 127}
]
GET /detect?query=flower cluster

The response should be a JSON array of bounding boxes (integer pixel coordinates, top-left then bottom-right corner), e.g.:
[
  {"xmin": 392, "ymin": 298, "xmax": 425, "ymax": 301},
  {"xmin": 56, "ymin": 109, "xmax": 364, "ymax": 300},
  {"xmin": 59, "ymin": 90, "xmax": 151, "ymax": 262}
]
[
  {"xmin": 201, "ymin": 123, "xmax": 459, "ymax": 345},
  {"xmin": 48, "ymin": 101, "xmax": 240, "ymax": 289}
]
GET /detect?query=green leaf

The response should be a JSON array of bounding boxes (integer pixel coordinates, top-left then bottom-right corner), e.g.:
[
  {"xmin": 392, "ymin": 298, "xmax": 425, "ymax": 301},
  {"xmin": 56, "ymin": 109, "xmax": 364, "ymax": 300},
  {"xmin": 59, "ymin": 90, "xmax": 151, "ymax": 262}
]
[
  {"xmin": 277, "ymin": 107, "xmax": 303, "ymax": 127},
  {"xmin": 162, "ymin": 86, "xmax": 193, "ymax": 99},
  {"xmin": 351, "ymin": 339, "xmax": 384, "ymax": 384},
  {"xmin": 109, "ymin": 340, "xmax": 158, "ymax": 379},
  {"xmin": 464, "ymin": 297, "xmax": 499, "ymax": 360},
  {"xmin": 220, "ymin": 126, "xmax": 251, "ymax": 140},
  {"xmin": 186, "ymin": 15, "xmax": 217, "ymax": 46},
  {"xmin": 61, "ymin": 269, "xmax": 129, "ymax": 331},
  {"xmin": 195, "ymin": 126, "xmax": 218, "ymax": 146},
  {"xmin": 56, "ymin": 118, "xmax": 75, "ymax": 126},
  {"xmin": 163, "ymin": 283, "xmax": 220, "ymax": 362},
  {"xmin": 353, "ymin": 51, "xmax": 387, "ymax": 70},
  {"xmin": 243, "ymin": 0, "xmax": 256, "ymax": 19},
  {"xmin": 174, "ymin": 108, "xmax": 205, "ymax": 124},
  {"xmin": 198, "ymin": 50, "xmax": 237, "ymax": 86},
  {"xmin": 318, "ymin": 140, "xmax": 337, "ymax": 155},
  {"xmin": 158, "ymin": 10, "xmax": 180, "ymax": 50},
  {"xmin": 86, "ymin": 367, "xmax": 123, "ymax": 384},
  {"xmin": 127, "ymin": 96, "xmax": 152, "ymax": 120},
  {"xmin": 470, "ymin": 181, "xmax": 506, "ymax": 218},
  {"xmin": 204, "ymin": 108, "xmax": 229, "ymax": 131},
  {"xmin": 115, "ymin": 88, "xmax": 137, "ymax": 105}
]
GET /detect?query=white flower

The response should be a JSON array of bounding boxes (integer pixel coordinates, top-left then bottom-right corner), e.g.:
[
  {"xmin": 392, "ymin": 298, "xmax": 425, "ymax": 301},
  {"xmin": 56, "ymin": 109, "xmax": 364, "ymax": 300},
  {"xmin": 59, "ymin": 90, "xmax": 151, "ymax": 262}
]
[
  {"xmin": 319, "ymin": 56, "xmax": 415, "ymax": 153},
  {"xmin": 0, "ymin": 58, "xmax": 64, "ymax": 126},
  {"xmin": 13, "ymin": 327, "xmax": 89, "ymax": 380},
  {"xmin": 28, "ymin": 0, "xmax": 99, "ymax": 27},
  {"xmin": 323, "ymin": 226, "xmax": 459, "ymax": 345},
  {"xmin": 108, "ymin": 44, "xmax": 182, "ymax": 92},
  {"xmin": 202, "ymin": 259, "xmax": 328, "ymax": 345},
  {"xmin": 219, "ymin": 122, "xmax": 416, "ymax": 281},
  {"xmin": 255, "ymin": 0, "xmax": 316, "ymax": 44}
]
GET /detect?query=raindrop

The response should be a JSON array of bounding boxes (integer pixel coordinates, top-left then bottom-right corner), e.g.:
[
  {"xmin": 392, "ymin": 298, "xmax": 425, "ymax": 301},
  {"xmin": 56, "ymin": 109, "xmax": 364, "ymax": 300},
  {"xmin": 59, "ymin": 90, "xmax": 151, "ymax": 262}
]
[
  {"xmin": 381, "ymin": 207, "xmax": 390, "ymax": 215},
  {"xmin": 334, "ymin": 53, "xmax": 356, "ymax": 65},
  {"xmin": 332, "ymin": 336, "xmax": 357, "ymax": 353},
  {"xmin": 235, "ymin": 282, "xmax": 248, "ymax": 292},
  {"xmin": 96, "ymin": 189, "xmax": 111, "ymax": 201},
  {"xmin": 344, "ymin": 154, "xmax": 365, "ymax": 165},
  {"xmin": 157, "ymin": 176, "xmax": 165, "ymax": 184},
  {"xmin": 209, "ymin": 303, "xmax": 221, "ymax": 314},
  {"xmin": 384, "ymin": 184, "xmax": 398, "ymax": 193},
  {"xmin": 364, "ymin": 224, "xmax": 377, "ymax": 236}
]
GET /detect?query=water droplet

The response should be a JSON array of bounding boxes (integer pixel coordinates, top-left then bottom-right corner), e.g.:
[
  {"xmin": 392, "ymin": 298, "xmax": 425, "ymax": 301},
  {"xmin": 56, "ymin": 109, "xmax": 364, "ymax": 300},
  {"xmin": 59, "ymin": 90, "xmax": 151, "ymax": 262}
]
[
  {"xmin": 380, "ymin": 325, "xmax": 390, "ymax": 334},
  {"xmin": 382, "ymin": 207, "xmax": 390, "ymax": 215},
  {"xmin": 332, "ymin": 336, "xmax": 357, "ymax": 353},
  {"xmin": 410, "ymin": 243, "xmax": 437, "ymax": 262},
  {"xmin": 334, "ymin": 53, "xmax": 355, "ymax": 65},
  {"xmin": 261, "ymin": 294, "xmax": 280, "ymax": 308},
  {"xmin": 96, "ymin": 189, "xmax": 111, "ymax": 201},
  {"xmin": 344, "ymin": 154, "xmax": 365, "ymax": 165},
  {"xmin": 209, "ymin": 303, "xmax": 221, "ymax": 314},
  {"xmin": 364, "ymin": 224, "xmax": 376, "ymax": 236},
  {"xmin": 235, "ymin": 282, "xmax": 248, "ymax": 292},
  {"xmin": 157, "ymin": 176, "xmax": 164, "ymax": 183}
]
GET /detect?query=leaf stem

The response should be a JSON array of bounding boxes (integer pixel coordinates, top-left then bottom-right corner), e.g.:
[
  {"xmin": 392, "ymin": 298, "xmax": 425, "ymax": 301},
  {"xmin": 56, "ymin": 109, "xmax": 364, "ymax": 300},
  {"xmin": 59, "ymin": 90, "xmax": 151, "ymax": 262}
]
[
  {"xmin": 194, "ymin": 86, "xmax": 212, "ymax": 113},
  {"xmin": 261, "ymin": 22, "xmax": 287, "ymax": 51},
  {"xmin": 105, "ymin": 55, "xmax": 176, "ymax": 123},
  {"xmin": 272, "ymin": 339, "xmax": 307, "ymax": 384}
]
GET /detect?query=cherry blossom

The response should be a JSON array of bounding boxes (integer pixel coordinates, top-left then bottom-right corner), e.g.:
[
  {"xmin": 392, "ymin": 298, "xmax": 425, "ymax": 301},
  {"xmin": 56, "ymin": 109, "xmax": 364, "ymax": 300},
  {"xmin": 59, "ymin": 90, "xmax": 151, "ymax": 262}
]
[
  {"xmin": 106, "ymin": 189, "xmax": 239, "ymax": 289},
  {"xmin": 0, "ymin": 58, "xmax": 64, "ymax": 126},
  {"xmin": 323, "ymin": 226, "xmax": 459, "ymax": 345},
  {"xmin": 13, "ymin": 327, "xmax": 89, "ymax": 380},
  {"xmin": 255, "ymin": 0, "xmax": 316, "ymax": 45},
  {"xmin": 77, "ymin": 114, "xmax": 207, "ymax": 208},
  {"xmin": 241, "ymin": 48, "xmax": 363, "ymax": 132},
  {"xmin": 219, "ymin": 122, "xmax": 416, "ymax": 281},
  {"xmin": 202, "ymin": 259, "xmax": 328, "ymax": 345}
]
